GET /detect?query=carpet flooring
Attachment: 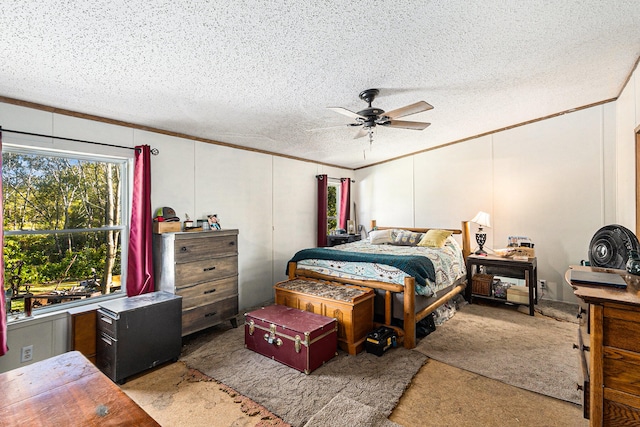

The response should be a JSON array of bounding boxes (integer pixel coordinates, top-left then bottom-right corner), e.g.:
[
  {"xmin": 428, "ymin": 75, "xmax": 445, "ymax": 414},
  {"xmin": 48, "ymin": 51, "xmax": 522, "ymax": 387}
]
[
  {"xmin": 124, "ymin": 299, "xmax": 585, "ymax": 426},
  {"xmin": 181, "ymin": 326, "xmax": 426, "ymax": 427},
  {"xmin": 416, "ymin": 301, "xmax": 581, "ymax": 403}
]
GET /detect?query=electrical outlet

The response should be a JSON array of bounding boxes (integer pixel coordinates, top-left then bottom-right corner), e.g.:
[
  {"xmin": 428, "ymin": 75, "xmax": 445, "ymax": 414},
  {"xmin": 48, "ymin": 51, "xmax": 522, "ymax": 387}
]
[
  {"xmin": 20, "ymin": 345, "xmax": 33, "ymax": 363},
  {"xmin": 539, "ymin": 279, "xmax": 547, "ymax": 289}
]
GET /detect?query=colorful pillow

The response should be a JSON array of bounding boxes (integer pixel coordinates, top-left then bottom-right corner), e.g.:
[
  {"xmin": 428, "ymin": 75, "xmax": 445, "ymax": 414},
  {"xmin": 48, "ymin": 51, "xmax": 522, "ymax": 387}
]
[
  {"xmin": 392, "ymin": 231, "xmax": 425, "ymax": 246},
  {"xmin": 418, "ymin": 229, "xmax": 453, "ymax": 248},
  {"xmin": 369, "ymin": 229, "xmax": 395, "ymax": 245}
]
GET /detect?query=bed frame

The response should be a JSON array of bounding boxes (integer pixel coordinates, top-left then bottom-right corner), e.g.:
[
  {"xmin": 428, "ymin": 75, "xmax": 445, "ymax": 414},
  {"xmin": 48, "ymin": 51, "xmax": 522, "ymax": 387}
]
[{"xmin": 287, "ymin": 220, "xmax": 472, "ymax": 349}]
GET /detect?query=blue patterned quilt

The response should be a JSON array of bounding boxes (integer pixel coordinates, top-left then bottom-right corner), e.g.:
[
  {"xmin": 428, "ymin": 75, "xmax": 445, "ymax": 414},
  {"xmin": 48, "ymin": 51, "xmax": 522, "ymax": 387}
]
[{"xmin": 288, "ymin": 236, "xmax": 466, "ymax": 297}]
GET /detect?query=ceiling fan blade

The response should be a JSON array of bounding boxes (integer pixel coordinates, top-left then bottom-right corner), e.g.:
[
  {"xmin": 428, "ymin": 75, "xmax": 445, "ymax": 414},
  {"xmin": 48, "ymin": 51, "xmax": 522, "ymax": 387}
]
[
  {"xmin": 383, "ymin": 120, "xmax": 431, "ymax": 130},
  {"xmin": 327, "ymin": 107, "xmax": 366, "ymax": 119},
  {"xmin": 383, "ymin": 101, "xmax": 433, "ymax": 119},
  {"xmin": 353, "ymin": 127, "xmax": 369, "ymax": 139}
]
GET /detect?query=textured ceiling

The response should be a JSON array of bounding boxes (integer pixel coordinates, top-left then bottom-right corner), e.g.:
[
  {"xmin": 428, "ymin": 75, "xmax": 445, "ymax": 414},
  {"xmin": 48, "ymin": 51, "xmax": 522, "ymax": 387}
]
[{"xmin": 1, "ymin": 1, "xmax": 639, "ymax": 168}]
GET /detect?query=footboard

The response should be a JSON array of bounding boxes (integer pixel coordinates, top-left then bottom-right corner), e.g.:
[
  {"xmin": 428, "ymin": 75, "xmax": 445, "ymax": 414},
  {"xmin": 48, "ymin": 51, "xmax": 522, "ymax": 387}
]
[{"xmin": 288, "ymin": 261, "xmax": 466, "ymax": 349}]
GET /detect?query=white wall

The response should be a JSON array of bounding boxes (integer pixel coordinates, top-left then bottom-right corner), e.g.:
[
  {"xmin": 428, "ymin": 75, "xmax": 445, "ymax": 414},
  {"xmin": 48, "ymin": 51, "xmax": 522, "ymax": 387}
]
[
  {"xmin": 356, "ymin": 102, "xmax": 623, "ymax": 303},
  {"xmin": 0, "ymin": 101, "xmax": 354, "ymax": 371}
]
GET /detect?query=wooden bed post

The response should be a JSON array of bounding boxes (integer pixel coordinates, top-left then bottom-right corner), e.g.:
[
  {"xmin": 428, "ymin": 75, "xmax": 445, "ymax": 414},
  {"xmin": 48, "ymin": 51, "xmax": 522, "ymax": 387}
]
[
  {"xmin": 461, "ymin": 220, "xmax": 471, "ymax": 259},
  {"xmin": 403, "ymin": 277, "xmax": 416, "ymax": 349},
  {"xmin": 288, "ymin": 261, "xmax": 297, "ymax": 280}
]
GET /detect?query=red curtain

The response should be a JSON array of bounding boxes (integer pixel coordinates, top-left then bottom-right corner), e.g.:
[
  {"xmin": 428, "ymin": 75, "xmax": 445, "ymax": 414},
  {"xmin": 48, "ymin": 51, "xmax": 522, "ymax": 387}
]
[
  {"xmin": 126, "ymin": 145, "xmax": 154, "ymax": 296},
  {"xmin": 339, "ymin": 178, "xmax": 351, "ymax": 230},
  {"xmin": 0, "ymin": 131, "xmax": 7, "ymax": 356},
  {"xmin": 316, "ymin": 175, "xmax": 328, "ymax": 247}
]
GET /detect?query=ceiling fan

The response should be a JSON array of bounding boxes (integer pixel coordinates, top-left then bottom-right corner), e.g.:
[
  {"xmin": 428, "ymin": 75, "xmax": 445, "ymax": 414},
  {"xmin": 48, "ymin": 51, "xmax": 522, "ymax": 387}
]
[{"xmin": 328, "ymin": 89, "xmax": 433, "ymax": 142}]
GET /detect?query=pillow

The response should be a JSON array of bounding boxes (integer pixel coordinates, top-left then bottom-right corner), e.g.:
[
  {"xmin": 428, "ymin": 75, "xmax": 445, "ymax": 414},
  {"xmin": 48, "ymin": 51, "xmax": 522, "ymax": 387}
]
[
  {"xmin": 369, "ymin": 229, "xmax": 395, "ymax": 245},
  {"xmin": 392, "ymin": 230, "xmax": 424, "ymax": 246},
  {"xmin": 418, "ymin": 229, "xmax": 453, "ymax": 248}
]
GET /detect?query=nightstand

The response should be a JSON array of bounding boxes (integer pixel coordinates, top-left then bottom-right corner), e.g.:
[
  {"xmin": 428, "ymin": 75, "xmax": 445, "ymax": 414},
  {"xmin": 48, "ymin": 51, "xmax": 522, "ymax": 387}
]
[
  {"xmin": 327, "ymin": 234, "xmax": 361, "ymax": 247},
  {"xmin": 465, "ymin": 254, "xmax": 538, "ymax": 315}
]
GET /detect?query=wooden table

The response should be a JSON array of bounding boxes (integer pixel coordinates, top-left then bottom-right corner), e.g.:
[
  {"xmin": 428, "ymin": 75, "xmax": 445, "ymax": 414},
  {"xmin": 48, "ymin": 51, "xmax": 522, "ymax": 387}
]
[{"xmin": 0, "ymin": 351, "xmax": 159, "ymax": 426}]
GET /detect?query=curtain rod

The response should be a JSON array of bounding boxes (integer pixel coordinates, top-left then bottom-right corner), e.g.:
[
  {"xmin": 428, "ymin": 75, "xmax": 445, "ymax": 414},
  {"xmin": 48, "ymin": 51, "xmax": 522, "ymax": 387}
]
[
  {"xmin": 0, "ymin": 128, "xmax": 159, "ymax": 155},
  {"xmin": 316, "ymin": 175, "xmax": 355, "ymax": 182}
]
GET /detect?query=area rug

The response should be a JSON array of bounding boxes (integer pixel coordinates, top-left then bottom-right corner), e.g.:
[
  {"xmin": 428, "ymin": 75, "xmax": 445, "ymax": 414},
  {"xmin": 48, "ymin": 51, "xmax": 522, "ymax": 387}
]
[
  {"xmin": 415, "ymin": 302, "xmax": 581, "ymax": 404},
  {"xmin": 181, "ymin": 326, "xmax": 426, "ymax": 427},
  {"xmin": 303, "ymin": 393, "xmax": 401, "ymax": 427}
]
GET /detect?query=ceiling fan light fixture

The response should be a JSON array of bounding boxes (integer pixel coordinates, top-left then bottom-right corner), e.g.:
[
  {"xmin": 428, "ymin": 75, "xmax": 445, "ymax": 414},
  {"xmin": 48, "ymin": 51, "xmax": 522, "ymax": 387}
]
[{"xmin": 328, "ymin": 88, "xmax": 432, "ymax": 143}]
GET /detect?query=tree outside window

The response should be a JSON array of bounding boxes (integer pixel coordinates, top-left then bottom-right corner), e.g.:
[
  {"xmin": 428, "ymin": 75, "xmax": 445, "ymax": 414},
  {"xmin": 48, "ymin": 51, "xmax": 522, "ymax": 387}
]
[
  {"xmin": 3, "ymin": 148, "xmax": 128, "ymax": 318},
  {"xmin": 327, "ymin": 183, "xmax": 341, "ymax": 233}
]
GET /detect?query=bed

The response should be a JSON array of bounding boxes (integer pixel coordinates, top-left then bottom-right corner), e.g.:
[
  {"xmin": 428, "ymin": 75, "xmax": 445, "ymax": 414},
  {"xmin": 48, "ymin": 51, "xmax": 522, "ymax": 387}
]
[{"xmin": 286, "ymin": 220, "xmax": 472, "ymax": 349}]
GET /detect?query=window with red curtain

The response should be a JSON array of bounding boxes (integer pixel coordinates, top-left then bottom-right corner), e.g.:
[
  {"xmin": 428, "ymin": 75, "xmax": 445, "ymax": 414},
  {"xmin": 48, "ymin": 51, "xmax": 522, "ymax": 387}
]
[
  {"xmin": 126, "ymin": 145, "xmax": 154, "ymax": 296},
  {"xmin": 316, "ymin": 174, "xmax": 328, "ymax": 247}
]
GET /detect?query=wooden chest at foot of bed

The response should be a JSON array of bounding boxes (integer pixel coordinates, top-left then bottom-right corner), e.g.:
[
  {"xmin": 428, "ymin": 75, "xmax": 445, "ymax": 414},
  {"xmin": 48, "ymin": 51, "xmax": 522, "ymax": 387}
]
[
  {"xmin": 274, "ymin": 278, "xmax": 375, "ymax": 355},
  {"xmin": 244, "ymin": 305, "xmax": 337, "ymax": 374}
]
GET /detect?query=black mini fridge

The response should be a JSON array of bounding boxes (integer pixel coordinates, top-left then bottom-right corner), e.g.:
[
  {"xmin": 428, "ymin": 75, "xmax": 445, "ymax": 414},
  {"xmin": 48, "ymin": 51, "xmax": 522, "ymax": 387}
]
[{"xmin": 96, "ymin": 291, "xmax": 182, "ymax": 384}]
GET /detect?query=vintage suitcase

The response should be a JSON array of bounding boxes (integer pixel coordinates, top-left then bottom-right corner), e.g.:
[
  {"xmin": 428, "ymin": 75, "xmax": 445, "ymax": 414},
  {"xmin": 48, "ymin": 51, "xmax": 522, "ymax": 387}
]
[{"xmin": 244, "ymin": 305, "xmax": 337, "ymax": 374}]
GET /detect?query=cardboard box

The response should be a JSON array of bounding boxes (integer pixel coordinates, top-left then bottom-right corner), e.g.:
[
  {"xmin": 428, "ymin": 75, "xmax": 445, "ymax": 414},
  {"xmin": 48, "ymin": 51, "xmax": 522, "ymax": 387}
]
[
  {"xmin": 507, "ymin": 285, "xmax": 529, "ymax": 304},
  {"xmin": 153, "ymin": 221, "xmax": 181, "ymax": 234}
]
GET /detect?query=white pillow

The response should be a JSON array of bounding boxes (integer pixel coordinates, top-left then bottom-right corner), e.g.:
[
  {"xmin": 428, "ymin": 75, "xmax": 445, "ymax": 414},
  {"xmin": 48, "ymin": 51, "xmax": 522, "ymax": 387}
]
[{"xmin": 369, "ymin": 229, "xmax": 395, "ymax": 245}]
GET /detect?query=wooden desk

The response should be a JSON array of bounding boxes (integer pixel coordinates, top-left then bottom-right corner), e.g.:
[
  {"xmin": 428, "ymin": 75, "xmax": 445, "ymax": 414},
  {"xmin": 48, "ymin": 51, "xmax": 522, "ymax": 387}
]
[{"xmin": 0, "ymin": 351, "xmax": 159, "ymax": 426}]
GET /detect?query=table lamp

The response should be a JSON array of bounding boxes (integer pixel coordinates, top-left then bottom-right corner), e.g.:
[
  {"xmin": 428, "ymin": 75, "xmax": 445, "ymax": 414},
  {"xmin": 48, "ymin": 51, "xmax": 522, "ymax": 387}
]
[{"xmin": 471, "ymin": 211, "xmax": 491, "ymax": 255}]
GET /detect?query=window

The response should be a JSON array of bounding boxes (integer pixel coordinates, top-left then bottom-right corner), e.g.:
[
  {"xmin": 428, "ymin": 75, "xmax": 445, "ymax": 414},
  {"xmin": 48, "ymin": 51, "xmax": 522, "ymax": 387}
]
[
  {"xmin": 327, "ymin": 181, "xmax": 341, "ymax": 233},
  {"xmin": 3, "ymin": 146, "xmax": 129, "ymax": 319}
]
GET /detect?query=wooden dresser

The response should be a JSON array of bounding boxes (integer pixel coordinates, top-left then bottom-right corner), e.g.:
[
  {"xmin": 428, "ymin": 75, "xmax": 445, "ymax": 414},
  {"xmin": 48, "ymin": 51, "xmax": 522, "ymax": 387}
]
[
  {"xmin": 566, "ymin": 265, "xmax": 640, "ymax": 425},
  {"xmin": 154, "ymin": 229, "xmax": 239, "ymax": 336}
]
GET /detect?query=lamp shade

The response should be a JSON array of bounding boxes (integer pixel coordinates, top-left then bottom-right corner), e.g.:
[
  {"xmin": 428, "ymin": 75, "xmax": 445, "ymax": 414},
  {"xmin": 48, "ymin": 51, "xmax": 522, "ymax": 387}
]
[{"xmin": 470, "ymin": 211, "xmax": 491, "ymax": 228}]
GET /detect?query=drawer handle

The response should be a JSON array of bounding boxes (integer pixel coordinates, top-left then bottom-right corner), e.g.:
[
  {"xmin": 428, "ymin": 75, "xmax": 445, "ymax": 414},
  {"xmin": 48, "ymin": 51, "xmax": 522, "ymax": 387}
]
[
  {"xmin": 100, "ymin": 316, "xmax": 113, "ymax": 324},
  {"xmin": 576, "ymin": 384, "xmax": 583, "ymax": 391},
  {"xmin": 180, "ymin": 246, "xmax": 188, "ymax": 252},
  {"xmin": 204, "ymin": 289, "xmax": 217, "ymax": 294},
  {"xmin": 203, "ymin": 266, "xmax": 216, "ymax": 272},
  {"xmin": 229, "ymin": 241, "xmax": 235, "ymax": 246},
  {"xmin": 204, "ymin": 311, "xmax": 218, "ymax": 318},
  {"xmin": 576, "ymin": 307, "xmax": 586, "ymax": 318},
  {"xmin": 572, "ymin": 343, "xmax": 590, "ymax": 352}
]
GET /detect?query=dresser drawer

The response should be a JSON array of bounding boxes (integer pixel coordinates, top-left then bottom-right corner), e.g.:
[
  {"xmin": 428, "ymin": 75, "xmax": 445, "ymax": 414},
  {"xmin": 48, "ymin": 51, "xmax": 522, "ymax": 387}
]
[
  {"xmin": 178, "ymin": 276, "xmax": 238, "ymax": 310},
  {"xmin": 182, "ymin": 296, "xmax": 238, "ymax": 336},
  {"xmin": 603, "ymin": 306, "xmax": 640, "ymax": 353},
  {"xmin": 603, "ymin": 349, "xmax": 640, "ymax": 396},
  {"xmin": 97, "ymin": 310, "xmax": 118, "ymax": 338},
  {"xmin": 174, "ymin": 235, "xmax": 237, "ymax": 262},
  {"xmin": 175, "ymin": 255, "xmax": 238, "ymax": 286}
]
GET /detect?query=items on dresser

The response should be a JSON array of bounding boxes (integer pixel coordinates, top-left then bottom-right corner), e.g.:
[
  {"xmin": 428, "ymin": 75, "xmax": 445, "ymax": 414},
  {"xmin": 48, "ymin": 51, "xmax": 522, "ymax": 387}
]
[
  {"xmin": 96, "ymin": 291, "xmax": 182, "ymax": 384},
  {"xmin": 567, "ymin": 265, "xmax": 640, "ymax": 424},
  {"xmin": 153, "ymin": 229, "xmax": 239, "ymax": 336}
]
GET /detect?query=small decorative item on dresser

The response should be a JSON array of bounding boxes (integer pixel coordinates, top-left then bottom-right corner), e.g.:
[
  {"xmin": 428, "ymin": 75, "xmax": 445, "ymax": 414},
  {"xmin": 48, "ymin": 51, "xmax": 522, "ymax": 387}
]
[
  {"xmin": 183, "ymin": 213, "xmax": 193, "ymax": 229},
  {"xmin": 207, "ymin": 214, "xmax": 221, "ymax": 230},
  {"xmin": 626, "ymin": 250, "xmax": 640, "ymax": 275}
]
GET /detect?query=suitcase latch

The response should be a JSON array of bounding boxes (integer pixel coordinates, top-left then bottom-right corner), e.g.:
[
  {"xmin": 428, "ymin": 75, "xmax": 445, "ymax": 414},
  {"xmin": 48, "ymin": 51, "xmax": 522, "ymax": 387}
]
[
  {"xmin": 265, "ymin": 323, "xmax": 283, "ymax": 347},
  {"xmin": 295, "ymin": 335, "xmax": 301, "ymax": 353},
  {"xmin": 248, "ymin": 320, "xmax": 255, "ymax": 336}
]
